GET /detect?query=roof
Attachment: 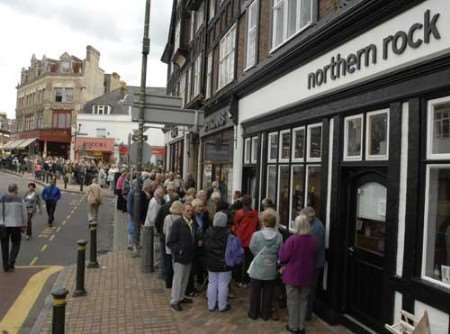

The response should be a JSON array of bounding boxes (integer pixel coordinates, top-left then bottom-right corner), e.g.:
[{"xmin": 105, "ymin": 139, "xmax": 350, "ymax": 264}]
[{"xmin": 82, "ymin": 86, "xmax": 167, "ymax": 115}]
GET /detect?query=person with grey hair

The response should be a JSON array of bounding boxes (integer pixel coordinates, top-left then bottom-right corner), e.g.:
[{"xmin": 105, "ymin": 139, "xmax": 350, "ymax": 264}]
[
  {"xmin": 0, "ymin": 184, "xmax": 27, "ymax": 272},
  {"xmin": 300, "ymin": 207, "xmax": 325, "ymax": 321},
  {"xmin": 279, "ymin": 214, "xmax": 318, "ymax": 334},
  {"xmin": 205, "ymin": 211, "xmax": 233, "ymax": 312}
]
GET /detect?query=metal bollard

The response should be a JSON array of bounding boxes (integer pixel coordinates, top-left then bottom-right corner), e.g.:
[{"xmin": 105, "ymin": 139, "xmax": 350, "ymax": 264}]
[
  {"xmin": 141, "ymin": 225, "xmax": 154, "ymax": 273},
  {"xmin": 73, "ymin": 240, "xmax": 87, "ymax": 297},
  {"xmin": 51, "ymin": 288, "xmax": 68, "ymax": 334},
  {"xmin": 87, "ymin": 222, "xmax": 99, "ymax": 268}
]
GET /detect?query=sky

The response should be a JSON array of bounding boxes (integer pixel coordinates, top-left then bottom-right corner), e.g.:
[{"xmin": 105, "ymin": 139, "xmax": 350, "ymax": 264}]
[{"xmin": 0, "ymin": 0, "xmax": 172, "ymax": 118}]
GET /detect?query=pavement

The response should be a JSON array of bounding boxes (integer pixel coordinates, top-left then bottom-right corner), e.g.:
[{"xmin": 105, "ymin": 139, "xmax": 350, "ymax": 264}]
[
  {"xmin": 28, "ymin": 206, "xmax": 353, "ymax": 334},
  {"xmin": 0, "ymin": 171, "xmax": 115, "ymax": 334}
]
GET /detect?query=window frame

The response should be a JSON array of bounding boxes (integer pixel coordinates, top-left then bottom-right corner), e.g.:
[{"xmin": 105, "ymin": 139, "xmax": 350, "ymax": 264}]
[
  {"xmin": 304, "ymin": 164, "xmax": 321, "ymax": 208},
  {"xmin": 251, "ymin": 136, "xmax": 258, "ymax": 164},
  {"xmin": 306, "ymin": 122, "xmax": 322, "ymax": 163},
  {"xmin": 206, "ymin": 52, "xmax": 213, "ymax": 99},
  {"xmin": 193, "ymin": 54, "xmax": 202, "ymax": 98},
  {"xmin": 279, "ymin": 129, "xmax": 291, "ymax": 163},
  {"xmin": 365, "ymin": 109, "xmax": 390, "ymax": 161},
  {"xmin": 427, "ymin": 96, "xmax": 450, "ymax": 160},
  {"xmin": 343, "ymin": 114, "xmax": 364, "ymax": 161},
  {"xmin": 266, "ymin": 164, "xmax": 278, "ymax": 204},
  {"xmin": 277, "ymin": 164, "xmax": 290, "ymax": 217},
  {"xmin": 244, "ymin": 137, "xmax": 252, "ymax": 164},
  {"xmin": 245, "ymin": 0, "xmax": 259, "ymax": 71},
  {"xmin": 291, "ymin": 126, "xmax": 305, "ymax": 163},
  {"xmin": 421, "ymin": 164, "xmax": 450, "ymax": 290},
  {"xmin": 218, "ymin": 24, "xmax": 236, "ymax": 90},
  {"xmin": 268, "ymin": 131, "xmax": 279, "ymax": 163}
]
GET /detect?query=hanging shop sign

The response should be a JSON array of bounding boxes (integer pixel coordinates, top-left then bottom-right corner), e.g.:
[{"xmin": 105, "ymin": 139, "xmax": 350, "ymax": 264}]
[{"xmin": 201, "ymin": 107, "xmax": 234, "ymax": 136}]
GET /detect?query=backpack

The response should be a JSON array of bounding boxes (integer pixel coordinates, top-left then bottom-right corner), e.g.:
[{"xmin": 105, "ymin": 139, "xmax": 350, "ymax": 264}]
[{"xmin": 225, "ymin": 234, "xmax": 244, "ymax": 268}]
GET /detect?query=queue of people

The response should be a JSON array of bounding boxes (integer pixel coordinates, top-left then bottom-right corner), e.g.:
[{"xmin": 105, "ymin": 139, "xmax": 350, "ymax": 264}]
[{"xmin": 114, "ymin": 170, "xmax": 325, "ymax": 334}]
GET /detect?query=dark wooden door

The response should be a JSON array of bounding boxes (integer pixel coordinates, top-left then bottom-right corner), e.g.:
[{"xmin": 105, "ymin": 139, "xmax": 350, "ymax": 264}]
[{"xmin": 345, "ymin": 171, "xmax": 387, "ymax": 332}]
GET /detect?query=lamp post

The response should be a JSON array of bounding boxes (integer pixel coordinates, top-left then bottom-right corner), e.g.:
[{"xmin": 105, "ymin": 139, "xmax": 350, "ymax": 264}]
[{"xmin": 133, "ymin": 0, "xmax": 151, "ymax": 259}]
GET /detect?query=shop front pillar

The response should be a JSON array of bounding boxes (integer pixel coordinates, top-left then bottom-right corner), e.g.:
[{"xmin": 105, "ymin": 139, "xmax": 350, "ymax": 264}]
[
  {"xmin": 182, "ymin": 132, "xmax": 189, "ymax": 181},
  {"xmin": 232, "ymin": 124, "xmax": 243, "ymax": 194}
]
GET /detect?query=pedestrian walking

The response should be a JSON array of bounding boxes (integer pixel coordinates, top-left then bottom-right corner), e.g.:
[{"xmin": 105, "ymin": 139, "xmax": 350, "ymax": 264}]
[
  {"xmin": 167, "ymin": 203, "xmax": 196, "ymax": 311},
  {"xmin": 204, "ymin": 211, "xmax": 233, "ymax": 312},
  {"xmin": 23, "ymin": 182, "xmax": 42, "ymax": 240},
  {"xmin": 247, "ymin": 209, "xmax": 283, "ymax": 321},
  {"xmin": 41, "ymin": 178, "xmax": 61, "ymax": 227},
  {"xmin": 279, "ymin": 214, "xmax": 318, "ymax": 334},
  {"xmin": 0, "ymin": 184, "xmax": 27, "ymax": 272},
  {"xmin": 86, "ymin": 179, "xmax": 103, "ymax": 223}
]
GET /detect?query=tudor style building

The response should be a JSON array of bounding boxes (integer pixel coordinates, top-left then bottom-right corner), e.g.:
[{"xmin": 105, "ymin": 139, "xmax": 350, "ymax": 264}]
[{"xmin": 162, "ymin": 1, "xmax": 450, "ymax": 332}]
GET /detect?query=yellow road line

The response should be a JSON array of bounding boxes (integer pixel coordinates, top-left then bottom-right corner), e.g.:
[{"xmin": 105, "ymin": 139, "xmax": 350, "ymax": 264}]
[
  {"xmin": 40, "ymin": 244, "xmax": 48, "ymax": 252},
  {"xmin": 49, "ymin": 235, "xmax": 55, "ymax": 241},
  {"xmin": 0, "ymin": 266, "xmax": 63, "ymax": 333},
  {"xmin": 29, "ymin": 257, "xmax": 38, "ymax": 266}
]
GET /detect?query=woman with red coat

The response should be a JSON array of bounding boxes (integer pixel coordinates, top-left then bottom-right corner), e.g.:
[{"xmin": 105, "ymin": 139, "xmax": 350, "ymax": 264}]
[{"xmin": 233, "ymin": 194, "xmax": 259, "ymax": 286}]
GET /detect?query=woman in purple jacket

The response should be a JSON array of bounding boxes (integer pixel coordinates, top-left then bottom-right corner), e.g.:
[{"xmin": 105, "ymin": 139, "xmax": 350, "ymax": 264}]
[{"xmin": 279, "ymin": 214, "xmax": 317, "ymax": 334}]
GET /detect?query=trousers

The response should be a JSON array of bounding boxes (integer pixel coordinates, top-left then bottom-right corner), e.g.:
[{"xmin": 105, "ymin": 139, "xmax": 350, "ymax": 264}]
[
  {"xmin": 1, "ymin": 227, "xmax": 22, "ymax": 271},
  {"xmin": 249, "ymin": 278, "xmax": 275, "ymax": 319},
  {"xmin": 46, "ymin": 200, "xmax": 57, "ymax": 225},
  {"xmin": 207, "ymin": 271, "xmax": 231, "ymax": 311},
  {"xmin": 286, "ymin": 285, "xmax": 310, "ymax": 331},
  {"xmin": 171, "ymin": 261, "xmax": 192, "ymax": 305}
]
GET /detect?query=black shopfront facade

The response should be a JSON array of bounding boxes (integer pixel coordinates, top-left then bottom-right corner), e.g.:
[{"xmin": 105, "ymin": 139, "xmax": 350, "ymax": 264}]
[{"xmin": 237, "ymin": 1, "xmax": 450, "ymax": 332}]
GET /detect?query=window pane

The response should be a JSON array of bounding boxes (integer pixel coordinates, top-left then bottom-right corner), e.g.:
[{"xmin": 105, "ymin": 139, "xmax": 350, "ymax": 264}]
[
  {"xmin": 291, "ymin": 165, "xmax": 305, "ymax": 222},
  {"xmin": 280, "ymin": 131, "xmax": 290, "ymax": 160},
  {"xmin": 424, "ymin": 167, "xmax": 450, "ymax": 286},
  {"xmin": 432, "ymin": 102, "xmax": 450, "ymax": 154},
  {"xmin": 293, "ymin": 128, "xmax": 305, "ymax": 160},
  {"xmin": 309, "ymin": 126, "xmax": 322, "ymax": 159},
  {"xmin": 245, "ymin": 138, "xmax": 251, "ymax": 163},
  {"xmin": 252, "ymin": 137, "xmax": 259, "ymax": 163},
  {"xmin": 346, "ymin": 117, "xmax": 362, "ymax": 157},
  {"xmin": 287, "ymin": 0, "xmax": 298, "ymax": 37},
  {"xmin": 269, "ymin": 133, "xmax": 278, "ymax": 160},
  {"xmin": 267, "ymin": 165, "xmax": 277, "ymax": 203},
  {"xmin": 306, "ymin": 166, "xmax": 321, "ymax": 215},
  {"xmin": 273, "ymin": 2, "xmax": 284, "ymax": 47},
  {"xmin": 278, "ymin": 165, "xmax": 290, "ymax": 226},
  {"xmin": 300, "ymin": 0, "xmax": 312, "ymax": 28},
  {"xmin": 368, "ymin": 112, "xmax": 388, "ymax": 156},
  {"xmin": 356, "ymin": 182, "xmax": 386, "ymax": 256}
]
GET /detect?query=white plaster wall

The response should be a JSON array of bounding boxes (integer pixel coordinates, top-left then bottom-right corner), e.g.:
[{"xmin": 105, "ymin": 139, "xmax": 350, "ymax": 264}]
[
  {"xmin": 233, "ymin": 124, "xmax": 244, "ymax": 194},
  {"xmin": 396, "ymin": 103, "xmax": 409, "ymax": 277},
  {"xmin": 239, "ymin": 0, "xmax": 450, "ymax": 123},
  {"xmin": 414, "ymin": 300, "xmax": 449, "ymax": 334}
]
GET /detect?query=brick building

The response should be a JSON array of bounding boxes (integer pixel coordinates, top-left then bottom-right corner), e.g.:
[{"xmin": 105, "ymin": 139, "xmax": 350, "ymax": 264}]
[{"xmin": 162, "ymin": 1, "xmax": 450, "ymax": 332}]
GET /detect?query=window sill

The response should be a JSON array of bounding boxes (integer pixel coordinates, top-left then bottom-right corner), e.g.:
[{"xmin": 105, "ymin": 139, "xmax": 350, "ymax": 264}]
[
  {"xmin": 244, "ymin": 63, "xmax": 256, "ymax": 72},
  {"xmin": 269, "ymin": 22, "xmax": 314, "ymax": 55}
]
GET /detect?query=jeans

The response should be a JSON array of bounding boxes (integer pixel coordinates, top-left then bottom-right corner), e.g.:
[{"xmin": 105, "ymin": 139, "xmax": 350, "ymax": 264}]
[
  {"xmin": 171, "ymin": 261, "xmax": 192, "ymax": 305},
  {"xmin": 127, "ymin": 216, "xmax": 140, "ymax": 248},
  {"xmin": 1, "ymin": 227, "xmax": 22, "ymax": 271},
  {"xmin": 249, "ymin": 278, "xmax": 275, "ymax": 319},
  {"xmin": 207, "ymin": 271, "xmax": 231, "ymax": 311},
  {"xmin": 46, "ymin": 200, "xmax": 57, "ymax": 225},
  {"xmin": 286, "ymin": 285, "xmax": 310, "ymax": 331}
]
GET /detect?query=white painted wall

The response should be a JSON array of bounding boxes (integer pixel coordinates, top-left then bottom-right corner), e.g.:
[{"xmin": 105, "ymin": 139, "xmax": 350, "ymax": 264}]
[
  {"xmin": 414, "ymin": 300, "xmax": 449, "ymax": 334},
  {"xmin": 232, "ymin": 124, "xmax": 243, "ymax": 193},
  {"xmin": 239, "ymin": 0, "xmax": 450, "ymax": 123}
]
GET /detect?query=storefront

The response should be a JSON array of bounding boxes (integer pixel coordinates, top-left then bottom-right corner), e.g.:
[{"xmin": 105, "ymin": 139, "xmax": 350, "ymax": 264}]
[
  {"xmin": 167, "ymin": 126, "xmax": 185, "ymax": 176},
  {"xmin": 200, "ymin": 106, "xmax": 235, "ymax": 202},
  {"xmin": 17, "ymin": 129, "xmax": 71, "ymax": 158},
  {"xmin": 74, "ymin": 137, "xmax": 115, "ymax": 162},
  {"xmin": 237, "ymin": 1, "xmax": 450, "ymax": 333}
]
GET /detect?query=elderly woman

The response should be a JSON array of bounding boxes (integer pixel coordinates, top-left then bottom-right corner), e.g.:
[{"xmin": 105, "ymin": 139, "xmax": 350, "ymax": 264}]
[
  {"xmin": 247, "ymin": 209, "xmax": 283, "ymax": 321},
  {"xmin": 162, "ymin": 200, "xmax": 184, "ymax": 289},
  {"xmin": 279, "ymin": 214, "xmax": 318, "ymax": 334}
]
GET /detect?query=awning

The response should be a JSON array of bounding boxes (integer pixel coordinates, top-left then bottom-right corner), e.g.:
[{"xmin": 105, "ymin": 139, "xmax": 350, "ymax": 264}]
[
  {"xmin": 16, "ymin": 138, "xmax": 38, "ymax": 149},
  {"xmin": 3, "ymin": 139, "xmax": 25, "ymax": 150}
]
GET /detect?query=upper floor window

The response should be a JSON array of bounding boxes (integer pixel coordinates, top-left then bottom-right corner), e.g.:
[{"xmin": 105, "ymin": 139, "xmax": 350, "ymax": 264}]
[
  {"xmin": 245, "ymin": 0, "xmax": 259, "ymax": 69},
  {"xmin": 209, "ymin": 0, "xmax": 216, "ymax": 21},
  {"xmin": 218, "ymin": 25, "xmax": 236, "ymax": 90},
  {"xmin": 206, "ymin": 52, "xmax": 213, "ymax": 99},
  {"xmin": 174, "ymin": 20, "xmax": 181, "ymax": 50},
  {"xmin": 272, "ymin": 0, "xmax": 314, "ymax": 50},
  {"xmin": 54, "ymin": 88, "xmax": 73, "ymax": 103},
  {"xmin": 52, "ymin": 112, "xmax": 71, "ymax": 129},
  {"xmin": 193, "ymin": 54, "xmax": 202, "ymax": 98},
  {"xmin": 61, "ymin": 61, "xmax": 71, "ymax": 73},
  {"xmin": 92, "ymin": 105, "xmax": 111, "ymax": 115},
  {"xmin": 196, "ymin": 3, "xmax": 204, "ymax": 31}
]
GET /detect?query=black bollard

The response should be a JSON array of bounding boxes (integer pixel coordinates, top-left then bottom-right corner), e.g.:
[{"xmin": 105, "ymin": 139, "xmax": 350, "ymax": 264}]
[
  {"xmin": 73, "ymin": 240, "xmax": 87, "ymax": 297},
  {"xmin": 87, "ymin": 222, "xmax": 99, "ymax": 268},
  {"xmin": 51, "ymin": 288, "xmax": 68, "ymax": 334}
]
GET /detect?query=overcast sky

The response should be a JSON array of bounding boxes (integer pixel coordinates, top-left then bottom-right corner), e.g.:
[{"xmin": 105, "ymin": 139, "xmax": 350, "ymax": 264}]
[{"xmin": 0, "ymin": 0, "xmax": 172, "ymax": 118}]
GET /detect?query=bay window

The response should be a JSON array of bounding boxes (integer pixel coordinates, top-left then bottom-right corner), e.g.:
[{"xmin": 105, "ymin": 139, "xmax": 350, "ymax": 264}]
[
  {"xmin": 218, "ymin": 25, "xmax": 236, "ymax": 90},
  {"xmin": 272, "ymin": 0, "xmax": 314, "ymax": 50}
]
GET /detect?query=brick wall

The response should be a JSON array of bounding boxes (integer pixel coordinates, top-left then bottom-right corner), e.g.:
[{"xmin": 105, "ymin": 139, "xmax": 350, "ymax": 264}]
[
  {"xmin": 237, "ymin": 12, "xmax": 247, "ymax": 80},
  {"xmin": 319, "ymin": 0, "xmax": 338, "ymax": 19},
  {"xmin": 258, "ymin": 0, "xmax": 271, "ymax": 63}
]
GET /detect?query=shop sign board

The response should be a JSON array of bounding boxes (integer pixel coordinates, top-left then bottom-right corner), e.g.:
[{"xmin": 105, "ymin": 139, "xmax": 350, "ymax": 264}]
[
  {"xmin": 200, "ymin": 107, "xmax": 235, "ymax": 136},
  {"xmin": 75, "ymin": 137, "xmax": 114, "ymax": 152},
  {"xmin": 240, "ymin": 0, "xmax": 450, "ymax": 123}
]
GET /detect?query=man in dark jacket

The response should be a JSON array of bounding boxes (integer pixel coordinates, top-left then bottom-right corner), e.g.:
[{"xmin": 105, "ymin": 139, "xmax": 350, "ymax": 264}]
[{"xmin": 167, "ymin": 203, "xmax": 196, "ymax": 311}]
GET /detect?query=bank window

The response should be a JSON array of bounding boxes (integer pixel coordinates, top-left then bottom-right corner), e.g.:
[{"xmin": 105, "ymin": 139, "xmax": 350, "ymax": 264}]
[
  {"xmin": 271, "ymin": 0, "xmax": 314, "ymax": 51},
  {"xmin": 251, "ymin": 137, "xmax": 259, "ymax": 164},
  {"xmin": 422, "ymin": 165, "xmax": 450, "ymax": 288},
  {"xmin": 344, "ymin": 114, "xmax": 363, "ymax": 161},
  {"xmin": 279, "ymin": 129, "xmax": 291, "ymax": 162},
  {"xmin": 427, "ymin": 96, "xmax": 450, "ymax": 160},
  {"xmin": 307, "ymin": 123, "xmax": 322, "ymax": 162},
  {"xmin": 366, "ymin": 109, "xmax": 389, "ymax": 160},
  {"xmin": 244, "ymin": 138, "xmax": 251, "ymax": 164},
  {"xmin": 292, "ymin": 126, "xmax": 305, "ymax": 162},
  {"xmin": 245, "ymin": 0, "xmax": 258, "ymax": 70},
  {"xmin": 268, "ymin": 132, "xmax": 279, "ymax": 163}
]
